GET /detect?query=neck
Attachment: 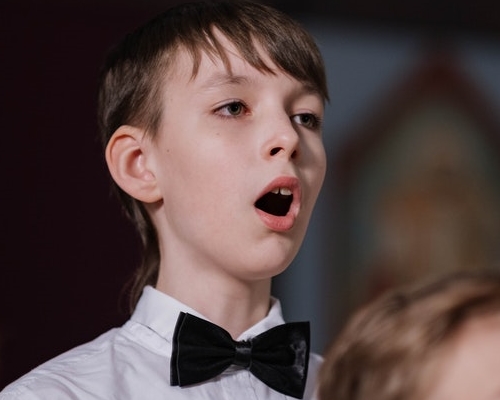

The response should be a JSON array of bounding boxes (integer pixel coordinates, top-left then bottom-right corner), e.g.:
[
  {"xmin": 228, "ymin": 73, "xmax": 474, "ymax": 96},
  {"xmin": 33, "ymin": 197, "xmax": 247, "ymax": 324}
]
[{"xmin": 156, "ymin": 266, "xmax": 272, "ymax": 339}]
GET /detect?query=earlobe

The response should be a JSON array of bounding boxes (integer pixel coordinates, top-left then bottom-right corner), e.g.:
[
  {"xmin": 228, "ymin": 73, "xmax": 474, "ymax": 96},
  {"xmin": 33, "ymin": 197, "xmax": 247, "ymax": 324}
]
[{"xmin": 105, "ymin": 125, "xmax": 162, "ymax": 203}]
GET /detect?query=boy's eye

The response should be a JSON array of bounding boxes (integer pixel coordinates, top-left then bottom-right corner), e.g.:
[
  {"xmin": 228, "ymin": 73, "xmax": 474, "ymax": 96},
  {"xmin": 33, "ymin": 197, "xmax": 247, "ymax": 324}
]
[
  {"xmin": 292, "ymin": 113, "xmax": 322, "ymax": 130},
  {"xmin": 215, "ymin": 101, "xmax": 246, "ymax": 117}
]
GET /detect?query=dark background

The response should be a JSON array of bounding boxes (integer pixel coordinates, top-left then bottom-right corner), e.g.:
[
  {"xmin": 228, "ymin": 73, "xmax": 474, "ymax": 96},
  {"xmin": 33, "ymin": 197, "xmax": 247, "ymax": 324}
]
[{"xmin": 1, "ymin": 0, "xmax": 499, "ymax": 388}]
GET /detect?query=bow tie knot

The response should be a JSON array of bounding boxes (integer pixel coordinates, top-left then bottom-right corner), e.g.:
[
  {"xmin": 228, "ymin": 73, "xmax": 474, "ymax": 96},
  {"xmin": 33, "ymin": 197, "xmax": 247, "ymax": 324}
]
[
  {"xmin": 170, "ymin": 312, "xmax": 310, "ymax": 399},
  {"xmin": 234, "ymin": 340, "xmax": 252, "ymax": 368}
]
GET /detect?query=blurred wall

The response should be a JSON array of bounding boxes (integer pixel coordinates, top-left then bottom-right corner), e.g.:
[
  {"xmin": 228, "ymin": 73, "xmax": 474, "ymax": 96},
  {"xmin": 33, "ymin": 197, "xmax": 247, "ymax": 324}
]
[
  {"xmin": 274, "ymin": 19, "xmax": 500, "ymax": 353},
  {"xmin": 1, "ymin": 0, "xmax": 500, "ymax": 388}
]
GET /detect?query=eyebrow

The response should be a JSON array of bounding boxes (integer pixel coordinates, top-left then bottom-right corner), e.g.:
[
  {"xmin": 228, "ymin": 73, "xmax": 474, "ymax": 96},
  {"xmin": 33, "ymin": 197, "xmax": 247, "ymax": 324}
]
[
  {"xmin": 199, "ymin": 73, "xmax": 252, "ymax": 92},
  {"xmin": 199, "ymin": 71, "xmax": 323, "ymax": 101},
  {"xmin": 300, "ymin": 82, "xmax": 324, "ymax": 99}
]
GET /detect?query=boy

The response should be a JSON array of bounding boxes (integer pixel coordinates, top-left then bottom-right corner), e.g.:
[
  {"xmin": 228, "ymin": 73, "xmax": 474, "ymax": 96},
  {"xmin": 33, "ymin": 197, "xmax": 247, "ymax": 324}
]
[
  {"xmin": 317, "ymin": 270, "xmax": 500, "ymax": 400},
  {"xmin": 0, "ymin": 1, "xmax": 328, "ymax": 399}
]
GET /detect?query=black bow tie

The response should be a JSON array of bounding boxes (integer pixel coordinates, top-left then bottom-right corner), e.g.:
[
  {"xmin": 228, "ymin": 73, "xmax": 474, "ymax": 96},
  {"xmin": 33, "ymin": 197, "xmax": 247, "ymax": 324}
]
[{"xmin": 170, "ymin": 312, "xmax": 310, "ymax": 399}]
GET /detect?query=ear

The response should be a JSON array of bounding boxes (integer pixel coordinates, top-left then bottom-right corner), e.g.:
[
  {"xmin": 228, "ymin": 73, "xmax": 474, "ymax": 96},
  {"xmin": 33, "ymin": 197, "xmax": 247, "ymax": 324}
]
[{"xmin": 105, "ymin": 125, "xmax": 162, "ymax": 203}]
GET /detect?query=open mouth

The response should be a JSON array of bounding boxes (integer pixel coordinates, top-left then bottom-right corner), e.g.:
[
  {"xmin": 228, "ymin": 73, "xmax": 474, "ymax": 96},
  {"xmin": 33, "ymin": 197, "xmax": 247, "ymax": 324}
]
[{"xmin": 254, "ymin": 187, "xmax": 293, "ymax": 217}]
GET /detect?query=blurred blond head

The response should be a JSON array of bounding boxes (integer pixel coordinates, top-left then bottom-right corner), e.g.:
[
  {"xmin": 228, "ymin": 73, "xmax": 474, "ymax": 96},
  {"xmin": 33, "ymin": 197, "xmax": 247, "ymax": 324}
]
[{"xmin": 318, "ymin": 270, "xmax": 500, "ymax": 400}]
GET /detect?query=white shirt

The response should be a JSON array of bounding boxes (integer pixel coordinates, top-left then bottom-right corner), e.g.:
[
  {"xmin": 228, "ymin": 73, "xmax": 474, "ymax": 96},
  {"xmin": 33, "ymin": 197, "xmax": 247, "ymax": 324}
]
[{"xmin": 0, "ymin": 287, "xmax": 322, "ymax": 399}]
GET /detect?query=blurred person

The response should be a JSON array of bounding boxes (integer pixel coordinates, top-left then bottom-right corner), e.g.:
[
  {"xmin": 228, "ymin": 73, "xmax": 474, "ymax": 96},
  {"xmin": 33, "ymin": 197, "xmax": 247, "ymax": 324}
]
[{"xmin": 317, "ymin": 270, "xmax": 500, "ymax": 400}]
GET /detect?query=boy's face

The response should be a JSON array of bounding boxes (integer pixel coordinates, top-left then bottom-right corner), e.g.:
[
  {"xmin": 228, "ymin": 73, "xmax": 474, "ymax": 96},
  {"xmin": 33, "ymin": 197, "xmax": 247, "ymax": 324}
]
[{"xmin": 147, "ymin": 32, "xmax": 326, "ymax": 281}]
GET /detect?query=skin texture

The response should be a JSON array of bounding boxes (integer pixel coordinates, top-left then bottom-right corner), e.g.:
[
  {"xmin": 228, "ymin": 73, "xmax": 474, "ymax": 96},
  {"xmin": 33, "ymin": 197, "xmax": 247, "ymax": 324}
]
[
  {"xmin": 425, "ymin": 313, "xmax": 500, "ymax": 400},
  {"xmin": 106, "ymin": 32, "xmax": 326, "ymax": 338}
]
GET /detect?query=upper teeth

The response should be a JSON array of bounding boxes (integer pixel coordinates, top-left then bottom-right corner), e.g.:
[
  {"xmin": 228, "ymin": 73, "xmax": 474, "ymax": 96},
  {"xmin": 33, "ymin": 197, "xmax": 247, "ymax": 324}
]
[{"xmin": 271, "ymin": 187, "xmax": 292, "ymax": 196}]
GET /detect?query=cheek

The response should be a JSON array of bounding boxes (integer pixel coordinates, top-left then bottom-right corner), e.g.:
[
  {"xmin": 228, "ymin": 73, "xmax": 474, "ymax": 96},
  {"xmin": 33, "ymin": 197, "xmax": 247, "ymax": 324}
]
[
  {"xmin": 306, "ymin": 141, "xmax": 327, "ymax": 191},
  {"xmin": 170, "ymin": 151, "xmax": 239, "ymax": 209},
  {"xmin": 317, "ymin": 149, "xmax": 327, "ymax": 185}
]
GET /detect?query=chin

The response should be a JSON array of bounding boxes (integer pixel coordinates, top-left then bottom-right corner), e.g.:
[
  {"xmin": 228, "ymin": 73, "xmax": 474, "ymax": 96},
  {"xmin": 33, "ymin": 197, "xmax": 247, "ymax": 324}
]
[{"xmin": 250, "ymin": 251, "xmax": 298, "ymax": 279}]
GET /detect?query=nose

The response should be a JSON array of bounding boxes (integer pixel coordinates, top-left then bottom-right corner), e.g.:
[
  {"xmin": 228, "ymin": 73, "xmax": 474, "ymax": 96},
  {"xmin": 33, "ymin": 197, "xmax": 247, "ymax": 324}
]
[{"xmin": 263, "ymin": 115, "xmax": 300, "ymax": 161}]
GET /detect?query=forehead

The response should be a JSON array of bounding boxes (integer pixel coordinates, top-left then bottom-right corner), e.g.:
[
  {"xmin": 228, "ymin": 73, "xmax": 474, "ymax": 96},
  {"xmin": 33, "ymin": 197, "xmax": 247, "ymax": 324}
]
[
  {"xmin": 427, "ymin": 313, "xmax": 500, "ymax": 400},
  {"xmin": 167, "ymin": 38, "xmax": 323, "ymax": 103},
  {"xmin": 169, "ymin": 31, "xmax": 269, "ymax": 79},
  {"xmin": 165, "ymin": 30, "xmax": 321, "ymax": 98}
]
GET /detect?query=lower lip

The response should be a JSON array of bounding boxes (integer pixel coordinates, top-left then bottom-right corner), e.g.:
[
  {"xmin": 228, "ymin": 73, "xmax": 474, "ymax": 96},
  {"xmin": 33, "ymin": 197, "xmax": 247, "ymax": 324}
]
[{"xmin": 255, "ymin": 208, "xmax": 296, "ymax": 232}]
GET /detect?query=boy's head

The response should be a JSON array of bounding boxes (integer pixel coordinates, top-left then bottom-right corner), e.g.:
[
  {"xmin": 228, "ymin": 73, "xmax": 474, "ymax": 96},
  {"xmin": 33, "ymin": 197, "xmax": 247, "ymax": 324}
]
[
  {"xmin": 318, "ymin": 271, "xmax": 500, "ymax": 400},
  {"xmin": 97, "ymin": 0, "xmax": 328, "ymax": 309}
]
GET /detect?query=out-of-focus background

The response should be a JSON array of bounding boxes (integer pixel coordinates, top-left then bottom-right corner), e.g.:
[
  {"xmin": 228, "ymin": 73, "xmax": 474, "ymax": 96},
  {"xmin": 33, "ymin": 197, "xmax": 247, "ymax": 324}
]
[{"xmin": 1, "ymin": 0, "xmax": 500, "ymax": 388}]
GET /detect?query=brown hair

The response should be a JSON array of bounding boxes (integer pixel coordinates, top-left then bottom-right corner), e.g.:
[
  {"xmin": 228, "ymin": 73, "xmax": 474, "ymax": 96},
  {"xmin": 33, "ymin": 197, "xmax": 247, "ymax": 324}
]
[
  {"xmin": 97, "ymin": 0, "xmax": 329, "ymax": 312},
  {"xmin": 317, "ymin": 270, "xmax": 500, "ymax": 400}
]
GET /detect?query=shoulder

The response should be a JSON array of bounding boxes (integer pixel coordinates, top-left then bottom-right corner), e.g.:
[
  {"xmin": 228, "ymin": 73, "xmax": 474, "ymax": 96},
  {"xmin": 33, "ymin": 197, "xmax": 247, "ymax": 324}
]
[{"xmin": 0, "ymin": 328, "xmax": 123, "ymax": 399}]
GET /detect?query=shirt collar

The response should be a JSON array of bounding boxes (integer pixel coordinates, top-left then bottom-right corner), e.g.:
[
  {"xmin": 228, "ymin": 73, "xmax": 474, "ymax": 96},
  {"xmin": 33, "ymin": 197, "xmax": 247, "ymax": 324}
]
[{"xmin": 130, "ymin": 286, "xmax": 286, "ymax": 343}]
